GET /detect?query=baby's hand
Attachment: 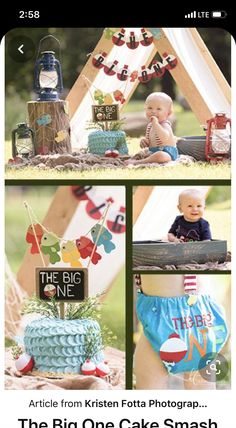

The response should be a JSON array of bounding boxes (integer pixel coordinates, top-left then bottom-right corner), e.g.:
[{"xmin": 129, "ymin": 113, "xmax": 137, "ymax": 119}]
[
  {"xmin": 150, "ymin": 116, "xmax": 159, "ymax": 125},
  {"xmin": 140, "ymin": 138, "xmax": 149, "ymax": 148}
]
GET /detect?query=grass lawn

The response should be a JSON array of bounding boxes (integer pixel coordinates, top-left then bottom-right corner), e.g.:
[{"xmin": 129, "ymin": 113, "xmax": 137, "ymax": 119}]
[
  {"xmin": 5, "ymin": 103, "xmax": 230, "ymax": 180},
  {"xmin": 5, "ymin": 138, "xmax": 231, "ymax": 181}
]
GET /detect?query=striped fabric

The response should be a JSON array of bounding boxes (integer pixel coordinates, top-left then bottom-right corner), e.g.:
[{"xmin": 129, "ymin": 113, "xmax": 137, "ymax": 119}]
[
  {"xmin": 184, "ymin": 275, "xmax": 198, "ymax": 294},
  {"xmin": 134, "ymin": 274, "xmax": 142, "ymax": 290}
]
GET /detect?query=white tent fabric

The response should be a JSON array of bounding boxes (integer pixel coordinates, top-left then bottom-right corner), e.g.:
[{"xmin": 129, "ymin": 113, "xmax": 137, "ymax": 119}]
[
  {"xmin": 133, "ymin": 186, "xmax": 210, "ymax": 241},
  {"xmin": 163, "ymin": 28, "xmax": 230, "ymax": 117},
  {"xmin": 70, "ymin": 28, "xmax": 230, "ymax": 150},
  {"xmin": 70, "ymin": 28, "xmax": 154, "ymax": 149}
]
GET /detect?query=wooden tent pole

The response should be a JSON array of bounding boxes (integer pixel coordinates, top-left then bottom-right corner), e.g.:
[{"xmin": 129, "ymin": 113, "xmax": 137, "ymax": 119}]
[
  {"xmin": 132, "ymin": 186, "xmax": 154, "ymax": 225},
  {"xmin": 188, "ymin": 28, "xmax": 231, "ymax": 103},
  {"xmin": 66, "ymin": 29, "xmax": 119, "ymax": 119},
  {"xmin": 151, "ymin": 28, "xmax": 213, "ymax": 124},
  {"xmin": 17, "ymin": 186, "xmax": 80, "ymax": 296}
]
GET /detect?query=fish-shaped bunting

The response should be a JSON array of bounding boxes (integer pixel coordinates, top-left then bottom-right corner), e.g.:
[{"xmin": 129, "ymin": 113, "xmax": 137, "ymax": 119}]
[
  {"xmin": 61, "ymin": 241, "xmax": 82, "ymax": 267},
  {"xmin": 41, "ymin": 232, "xmax": 61, "ymax": 264},
  {"xmin": 26, "ymin": 224, "xmax": 44, "ymax": 254},
  {"xmin": 91, "ymin": 225, "xmax": 116, "ymax": 254},
  {"xmin": 76, "ymin": 236, "xmax": 102, "ymax": 265}
]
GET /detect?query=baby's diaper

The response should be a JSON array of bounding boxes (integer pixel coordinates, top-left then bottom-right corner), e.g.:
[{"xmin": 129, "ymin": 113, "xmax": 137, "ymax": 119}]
[{"xmin": 137, "ymin": 292, "xmax": 228, "ymax": 374}]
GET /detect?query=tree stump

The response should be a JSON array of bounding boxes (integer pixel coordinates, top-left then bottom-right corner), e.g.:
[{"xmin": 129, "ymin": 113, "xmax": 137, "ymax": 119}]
[{"xmin": 27, "ymin": 100, "xmax": 72, "ymax": 155}]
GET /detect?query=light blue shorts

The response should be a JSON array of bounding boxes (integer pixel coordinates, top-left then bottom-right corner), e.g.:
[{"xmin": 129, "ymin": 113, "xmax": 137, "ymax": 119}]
[
  {"xmin": 149, "ymin": 146, "xmax": 179, "ymax": 161},
  {"xmin": 137, "ymin": 292, "xmax": 228, "ymax": 374}
]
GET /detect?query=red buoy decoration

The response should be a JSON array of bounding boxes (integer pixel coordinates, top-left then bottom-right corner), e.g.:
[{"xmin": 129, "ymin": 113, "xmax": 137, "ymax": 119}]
[
  {"xmin": 15, "ymin": 353, "xmax": 34, "ymax": 373},
  {"xmin": 96, "ymin": 361, "xmax": 110, "ymax": 377},
  {"xmin": 159, "ymin": 333, "xmax": 187, "ymax": 363},
  {"xmin": 81, "ymin": 359, "xmax": 96, "ymax": 375}
]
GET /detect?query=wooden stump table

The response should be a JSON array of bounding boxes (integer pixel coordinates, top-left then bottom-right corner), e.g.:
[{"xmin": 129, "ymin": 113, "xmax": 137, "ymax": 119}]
[{"xmin": 27, "ymin": 100, "xmax": 71, "ymax": 155}]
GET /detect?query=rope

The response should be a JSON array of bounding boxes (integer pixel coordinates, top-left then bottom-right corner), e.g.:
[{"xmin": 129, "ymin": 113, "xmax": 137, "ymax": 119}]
[
  {"xmin": 24, "ymin": 201, "xmax": 46, "ymax": 267},
  {"xmin": 87, "ymin": 201, "xmax": 112, "ymax": 269}
]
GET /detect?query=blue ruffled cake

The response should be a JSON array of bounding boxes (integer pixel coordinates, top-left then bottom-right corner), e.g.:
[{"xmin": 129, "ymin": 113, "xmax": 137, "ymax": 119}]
[
  {"xmin": 88, "ymin": 130, "xmax": 128, "ymax": 155},
  {"xmin": 24, "ymin": 318, "xmax": 104, "ymax": 374}
]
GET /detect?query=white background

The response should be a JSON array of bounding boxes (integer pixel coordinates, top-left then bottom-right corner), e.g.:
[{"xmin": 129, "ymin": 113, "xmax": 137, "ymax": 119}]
[{"xmin": 1, "ymin": 29, "xmax": 235, "ymax": 428}]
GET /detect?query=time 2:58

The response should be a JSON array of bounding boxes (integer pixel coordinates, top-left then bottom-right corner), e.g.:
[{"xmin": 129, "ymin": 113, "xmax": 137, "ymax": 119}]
[{"xmin": 19, "ymin": 10, "xmax": 40, "ymax": 18}]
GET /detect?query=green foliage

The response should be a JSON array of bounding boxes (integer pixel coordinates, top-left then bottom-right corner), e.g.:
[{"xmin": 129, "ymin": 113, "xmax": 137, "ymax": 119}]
[
  {"xmin": 5, "ymin": 92, "xmax": 29, "ymax": 140},
  {"xmin": 84, "ymin": 328, "xmax": 103, "ymax": 359},
  {"xmin": 21, "ymin": 293, "xmax": 106, "ymax": 321},
  {"xmin": 11, "ymin": 345, "xmax": 23, "ymax": 360},
  {"xmin": 84, "ymin": 325, "xmax": 117, "ymax": 359},
  {"xmin": 86, "ymin": 119, "xmax": 125, "ymax": 132},
  {"xmin": 22, "ymin": 296, "xmax": 60, "ymax": 318},
  {"xmin": 206, "ymin": 186, "xmax": 231, "ymax": 206},
  {"xmin": 65, "ymin": 294, "xmax": 103, "ymax": 320}
]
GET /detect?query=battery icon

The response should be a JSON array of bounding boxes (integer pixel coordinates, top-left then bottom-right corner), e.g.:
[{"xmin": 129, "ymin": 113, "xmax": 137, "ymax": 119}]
[{"xmin": 212, "ymin": 10, "xmax": 227, "ymax": 18}]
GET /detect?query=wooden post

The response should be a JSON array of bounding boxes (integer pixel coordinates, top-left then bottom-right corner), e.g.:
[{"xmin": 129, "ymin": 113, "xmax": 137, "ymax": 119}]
[
  {"xmin": 60, "ymin": 302, "xmax": 65, "ymax": 319},
  {"xmin": 151, "ymin": 28, "xmax": 231, "ymax": 125},
  {"xmin": 133, "ymin": 186, "xmax": 154, "ymax": 225},
  {"xmin": 67, "ymin": 30, "xmax": 119, "ymax": 120},
  {"xmin": 17, "ymin": 186, "xmax": 79, "ymax": 296},
  {"xmin": 27, "ymin": 100, "xmax": 71, "ymax": 154}
]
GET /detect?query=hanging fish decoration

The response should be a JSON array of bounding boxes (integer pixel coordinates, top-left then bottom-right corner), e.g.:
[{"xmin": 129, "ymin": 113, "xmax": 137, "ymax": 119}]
[
  {"xmin": 94, "ymin": 89, "xmax": 105, "ymax": 105},
  {"xmin": 113, "ymin": 90, "xmax": 125, "ymax": 104},
  {"xmin": 130, "ymin": 70, "xmax": 138, "ymax": 82},
  {"xmin": 91, "ymin": 225, "xmax": 116, "ymax": 254},
  {"xmin": 103, "ymin": 93, "xmax": 113, "ymax": 104},
  {"xmin": 104, "ymin": 28, "xmax": 116, "ymax": 40},
  {"xmin": 76, "ymin": 236, "xmax": 102, "ymax": 265},
  {"xmin": 61, "ymin": 241, "xmax": 82, "ymax": 267},
  {"xmin": 26, "ymin": 224, "xmax": 44, "ymax": 254},
  {"xmin": 41, "ymin": 232, "xmax": 61, "ymax": 264}
]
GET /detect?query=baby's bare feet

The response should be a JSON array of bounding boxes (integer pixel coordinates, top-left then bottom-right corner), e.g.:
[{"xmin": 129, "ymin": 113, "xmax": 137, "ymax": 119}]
[{"xmin": 124, "ymin": 159, "xmax": 137, "ymax": 166}]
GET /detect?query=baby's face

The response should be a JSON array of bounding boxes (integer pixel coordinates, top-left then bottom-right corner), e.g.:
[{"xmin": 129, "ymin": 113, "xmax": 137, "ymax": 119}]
[
  {"xmin": 178, "ymin": 195, "xmax": 205, "ymax": 222},
  {"xmin": 145, "ymin": 97, "xmax": 170, "ymax": 122}
]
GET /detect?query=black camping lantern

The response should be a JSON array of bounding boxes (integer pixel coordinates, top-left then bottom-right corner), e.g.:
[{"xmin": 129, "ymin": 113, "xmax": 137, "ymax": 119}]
[
  {"xmin": 34, "ymin": 35, "xmax": 63, "ymax": 101},
  {"xmin": 12, "ymin": 123, "xmax": 35, "ymax": 158}
]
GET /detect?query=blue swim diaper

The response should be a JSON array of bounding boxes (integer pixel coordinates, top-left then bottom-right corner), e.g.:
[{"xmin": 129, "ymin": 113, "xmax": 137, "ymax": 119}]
[
  {"xmin": 136, "ymin": 292, "xmax": 228, "ymax": 374},
  {"xmin": 149, "ymin": 146, "xmax": 179, "ymax": 161}
]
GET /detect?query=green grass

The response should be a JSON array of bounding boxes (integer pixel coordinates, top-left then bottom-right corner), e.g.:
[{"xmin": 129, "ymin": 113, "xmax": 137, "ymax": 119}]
[
  {"xmin": 100, "ymin": 268, "xmax": 125, "ymax": 351},
  {"xmin": 5, "ymin": 102, "xmax": 229, "ymax": 180},
  {"xmin": 5, "ymin": 160, "xmax": 231, "ymax": 180},
  {"xmin": 5, "ymin": 136, "xmax": 230, "ymax": 181}
]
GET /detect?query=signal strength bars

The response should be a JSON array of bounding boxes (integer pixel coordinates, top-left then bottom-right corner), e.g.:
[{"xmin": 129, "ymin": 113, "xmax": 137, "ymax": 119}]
[{"xmin": 185, "ymin": 11, "xmax": 197, "ymax": 18}]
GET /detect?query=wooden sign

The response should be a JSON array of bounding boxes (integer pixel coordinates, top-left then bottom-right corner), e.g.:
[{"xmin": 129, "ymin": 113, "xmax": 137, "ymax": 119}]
[
  {"xmin": 92, "ymin": 104, "xmax": 119, "ymax": 122},
  {"xmin": 36, "ymin": 268, "xmax": 88, "ymax": 302}
]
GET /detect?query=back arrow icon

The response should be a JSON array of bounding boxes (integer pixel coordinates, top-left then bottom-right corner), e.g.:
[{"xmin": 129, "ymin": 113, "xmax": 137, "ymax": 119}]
[{"xmin": 18, "ymin": 44, "xmax": 24, "ymax": 54}]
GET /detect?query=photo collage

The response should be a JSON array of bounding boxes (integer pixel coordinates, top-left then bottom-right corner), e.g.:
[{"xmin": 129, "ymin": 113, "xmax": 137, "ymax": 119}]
[{"xmin": 4, "ymin": 26, "xmax": 231, "ymax": 391}]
